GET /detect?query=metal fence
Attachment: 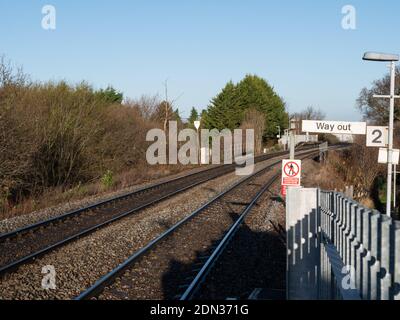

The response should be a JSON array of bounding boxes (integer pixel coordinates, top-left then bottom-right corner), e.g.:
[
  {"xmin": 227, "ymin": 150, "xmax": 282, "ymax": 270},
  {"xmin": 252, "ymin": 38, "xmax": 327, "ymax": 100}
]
[{"xmin": 319, "ymin": 191, "xmax": 400, "ymax": 300}]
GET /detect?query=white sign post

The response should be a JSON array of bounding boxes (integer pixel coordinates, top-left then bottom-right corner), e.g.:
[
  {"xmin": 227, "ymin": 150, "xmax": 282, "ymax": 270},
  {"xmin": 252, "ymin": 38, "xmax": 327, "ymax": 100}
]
[
  {"xmin": 378, "ymin": 148, "xmax": 400, "ymax": 165},
  {"xmin": 194, "ymin": 120, "xmax": 201, "ymax": 165},
  {"xmin": 302, "ymin": 120, "xmax": 367, "ymax": 135},
  {"xmin": 366, "ymin": 126, "xmax": 388, "ymax": 147}
]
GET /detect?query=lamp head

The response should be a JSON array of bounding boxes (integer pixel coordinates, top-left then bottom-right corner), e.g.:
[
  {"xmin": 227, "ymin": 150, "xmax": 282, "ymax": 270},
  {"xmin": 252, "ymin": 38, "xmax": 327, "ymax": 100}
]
[{"xmin": 363, "ymin": 52, "xmax": 399, "ymax": 62}]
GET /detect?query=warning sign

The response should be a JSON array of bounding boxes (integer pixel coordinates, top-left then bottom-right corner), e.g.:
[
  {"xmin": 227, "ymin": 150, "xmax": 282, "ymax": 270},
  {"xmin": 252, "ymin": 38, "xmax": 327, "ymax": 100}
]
[
  {"xmin": 282, "ymin": 160, "xmax": 302, "ymax": 187},
  {"xmin": 281, "ymin": 185, "xmax": 287, "ymax": 197}
]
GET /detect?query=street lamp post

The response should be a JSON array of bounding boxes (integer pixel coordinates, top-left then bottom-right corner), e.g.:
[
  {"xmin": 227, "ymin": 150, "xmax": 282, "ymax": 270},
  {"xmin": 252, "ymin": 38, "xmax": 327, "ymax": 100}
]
[{"xmin": 363, "ymin": 52, "xmax": 400, "ymax": 217}]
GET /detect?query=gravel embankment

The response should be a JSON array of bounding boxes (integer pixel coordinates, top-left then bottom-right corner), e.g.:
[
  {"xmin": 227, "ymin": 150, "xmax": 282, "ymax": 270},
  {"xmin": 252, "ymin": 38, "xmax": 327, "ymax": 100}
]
[
  {"xmin": 0, "ymin": 164, "xmax": 232, "ymax": 269},
  {"xmin": 195, "ymin": 180, "xmax": 286, "ymax": 300},
  {"xmin": 195, "ymin": 158, "xmax": 318, "ymax": 300},
  {"xmin": 98, "ymin": 169, "xmax": 279, "ymax": 300},
  {"xmin": 0, "ymin": 165, "xmax": 213, "ymax": 235},
  {"xmin": 0, "ymin": 159, "xmax": 280, "ymax": 300}
]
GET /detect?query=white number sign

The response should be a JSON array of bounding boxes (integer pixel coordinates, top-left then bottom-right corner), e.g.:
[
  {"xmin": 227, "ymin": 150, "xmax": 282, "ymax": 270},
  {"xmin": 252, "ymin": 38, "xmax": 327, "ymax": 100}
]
[{"xmin": 366, "ymin": 126, "xmax": 388, "ymax": 147}]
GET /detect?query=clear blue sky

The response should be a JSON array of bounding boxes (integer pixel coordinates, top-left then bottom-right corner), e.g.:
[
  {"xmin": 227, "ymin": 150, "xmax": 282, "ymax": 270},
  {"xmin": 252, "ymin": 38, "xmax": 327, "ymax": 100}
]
[{"xmin": 1, "ymin": 0, "xmax": 400, "ymax": 120}]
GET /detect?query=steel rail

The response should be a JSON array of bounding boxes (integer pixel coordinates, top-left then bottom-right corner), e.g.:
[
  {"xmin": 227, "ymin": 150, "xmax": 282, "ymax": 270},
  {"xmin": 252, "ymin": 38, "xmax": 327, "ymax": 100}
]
[
  {"xmin": 0, "ymin": 165, "xmax": 226, "ymax": 242},
  {"xmin": 0, "ymin": 166, "xmax": 233, "ymax": 275},
  {"xmin": 0, "ymin": 149, "xmax": 306, "ymax": 276},
  {"xmin": 179, "ymin": 173, "xmax": 280, "ymax": 300},
  {"xmin": 75, "ymin": 149, "xmax": 321, "ymax": 300},
  {"xmin": 0, "ymin": 149, "xmax": 296, "ymax": 242},
  {"xmin": 74, "ymin": 163, "xmax": 278, "ymax": 299},
  {"xmin": 0, "ymin": 144, "xmax": 321, "ymax": 243},
  {"xmin": 180, "ymin": 148, "xmax": 341, "ymax": 300}
]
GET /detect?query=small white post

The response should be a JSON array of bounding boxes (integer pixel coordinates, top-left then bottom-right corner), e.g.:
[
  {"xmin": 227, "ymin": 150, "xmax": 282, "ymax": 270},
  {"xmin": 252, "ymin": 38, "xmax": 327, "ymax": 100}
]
[
  {"xmin": 394, "ymin": 164, "xmax": 397, "ymax": 210},
  {"xmin": 194, "ymin": 120, "xmax": 201, "ymax": 165},
  {"xmin": 290, "ymin": 132, "xmax": 295, "ymax": 160},
  {"xmin": 290, "ymin": 119, "xmax": 296, "ymax": 160}
]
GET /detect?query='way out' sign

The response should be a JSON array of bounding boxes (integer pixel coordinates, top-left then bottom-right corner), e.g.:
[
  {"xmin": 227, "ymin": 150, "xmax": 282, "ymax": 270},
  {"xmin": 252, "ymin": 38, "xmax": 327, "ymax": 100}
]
[{"xmin": 302, "ymin": 120, "xmax": 367, "ymax": 135}]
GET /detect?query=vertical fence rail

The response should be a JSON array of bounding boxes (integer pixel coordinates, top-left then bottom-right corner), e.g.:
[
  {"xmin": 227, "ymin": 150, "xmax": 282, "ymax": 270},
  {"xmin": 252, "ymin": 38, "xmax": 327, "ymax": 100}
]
[
  {"xmin": 319, "ymin": 190, "xmax": 400, "ymax": 300},
  {"xmin": 394, "ymin": 220, "xmax": 400, "ymax": 300}
]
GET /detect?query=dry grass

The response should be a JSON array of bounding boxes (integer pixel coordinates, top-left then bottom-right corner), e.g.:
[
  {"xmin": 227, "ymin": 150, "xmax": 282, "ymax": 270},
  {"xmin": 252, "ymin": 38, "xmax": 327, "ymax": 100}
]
[
  {"xmin": 302, "ymin": 142, "xmax": 384, "ymax": 210},
  {"xmin": 1, "ymin": 164, "xmax": 197, "ymax": 220}
]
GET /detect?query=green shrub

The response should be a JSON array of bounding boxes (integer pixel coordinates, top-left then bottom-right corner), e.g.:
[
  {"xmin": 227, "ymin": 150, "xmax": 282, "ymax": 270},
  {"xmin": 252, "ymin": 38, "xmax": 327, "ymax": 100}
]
[{"xmin": 101, "ymin": 170, "xmax": 114, "ymax": 189}]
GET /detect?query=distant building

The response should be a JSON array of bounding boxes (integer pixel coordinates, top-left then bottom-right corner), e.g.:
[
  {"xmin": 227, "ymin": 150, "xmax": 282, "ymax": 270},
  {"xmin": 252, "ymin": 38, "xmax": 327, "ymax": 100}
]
[
  {"xmin": 279, "ymin": 134, "xmax": 319, "ymax": 146},
  {"xmin": 333, "ymin": 134, "xmax": 354, "ymax": 143},
  {"xmin": 291, "ymin": 118, "xmax": 303, "ymax": 135}
]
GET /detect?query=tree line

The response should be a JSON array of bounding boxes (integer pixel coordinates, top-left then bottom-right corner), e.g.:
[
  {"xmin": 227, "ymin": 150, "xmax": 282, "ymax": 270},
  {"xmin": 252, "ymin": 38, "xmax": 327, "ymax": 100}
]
[
  {"xmin": 0, "ymin": 56, "xmax": 292, "ymax": 215},
  {"xmin": 0, "ymin": 56, "xmax": 185, "ymax": 214}
]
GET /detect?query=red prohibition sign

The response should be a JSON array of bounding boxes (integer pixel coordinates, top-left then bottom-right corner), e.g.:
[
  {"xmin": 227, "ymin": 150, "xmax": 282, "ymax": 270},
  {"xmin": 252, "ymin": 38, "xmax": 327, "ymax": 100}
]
[{"xmin": 284, "ymin": 162, "xmax": 300, "ymax": 177}]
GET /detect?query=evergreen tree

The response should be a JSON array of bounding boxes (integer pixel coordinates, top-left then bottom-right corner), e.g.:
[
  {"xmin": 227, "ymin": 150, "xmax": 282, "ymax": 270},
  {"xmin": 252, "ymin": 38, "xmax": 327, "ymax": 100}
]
[
  {"xmin": 96, "ymin": 86, "xmax": 123, "ymax": 104},
  {"xmin": 202, "ymin": 75, "xmax": 288, "ymax": 139},
  {"xmin": 202, "ymin": 81, "xmax": 242, "ymax": 130},
  {"xmin": 188, "ymin": 107, "xmax": 199, "ymax": 128},
  {"xmin": 236, "ymin": 75, "xmax": 288, "ymax": 138},
  {"xmin": 173, "ymin": 108, "xmax": 182, "ymax": 122}
]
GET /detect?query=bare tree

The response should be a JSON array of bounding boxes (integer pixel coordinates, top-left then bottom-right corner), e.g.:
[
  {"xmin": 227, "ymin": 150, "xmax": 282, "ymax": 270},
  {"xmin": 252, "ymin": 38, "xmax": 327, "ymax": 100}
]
[
  {"xmin": 125, "ymin": 95, "xmax": 161, "ymax": 120},
  {"xmin": 291, "ymin": 106, "xmax": 326, "ymax": 134},
  {"xmin": 0, "ymin": 55, "xmax": 29, "ymax": 88},
  {"xmin": 161, "ymin": 79, "xmax": 183, "ymax": 132},
  {"xmin": 292, "ymin": 106, "xmax": 326, "ymax": 121},
  {"xmin": 357, "ymin": 68, "xmax": 400, "ymax": 124},
  {"xmin": 325, "ymin": 136, "xmax": 383, "ymax": 200},
  {"xmin": 163, "ymin": 79, "xmax": 169, "ymax": 133},
  {"xmin": 241, "ymin": 108, "xmax": 265, "ymax": 154}
]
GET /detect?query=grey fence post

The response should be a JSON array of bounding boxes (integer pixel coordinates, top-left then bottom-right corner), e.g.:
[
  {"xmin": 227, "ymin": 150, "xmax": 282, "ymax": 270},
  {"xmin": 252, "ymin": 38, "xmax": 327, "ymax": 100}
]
[
  {"xmin": 343, "ymin": 201, "xmax": 352, "ymax": 267},
  {"xmin": 394, "ymin": 221, "xmax": 400, "ymax": 300},
  {"xmin": 361, "ymin": 210, "xmax": 372, "ymax": 300},
  {"xmin": 370, "ymin": 212, "xmax": 381, "ymax": 300},
  {"xmin": 286, "ymin": 188, "xmax": 320, "ymax": 300},
  {"xmin": 337, "ymin": 196, "xmax": 343, "ymax": 259},
  {"xmin": 295, "ymin": 190, "xmax": 398, "ymax": 300},
  {"xmin": 332, "ymin": 192, "xmax": 336, "ymax": 241},
  {"xmin": 355, "ymin": 206, "xmax": 363, "ymax": 292},
  {"xmin": 339, "ymin": 197, "xmax": 346, "ymax": 259},
  {"xmin": 380, "ymin": 217, "xmax": 392, "ymax": 300}
]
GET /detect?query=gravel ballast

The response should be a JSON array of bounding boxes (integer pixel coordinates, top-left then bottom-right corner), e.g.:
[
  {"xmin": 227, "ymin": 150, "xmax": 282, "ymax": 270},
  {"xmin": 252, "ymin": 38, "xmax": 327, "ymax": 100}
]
[
  {"xmin": 0, "ymin": 159, "xmax": 281, "ymax": 300},
  {"xmin": 0, "ymin": 165, "xmax": 213, "ymax": 235}
]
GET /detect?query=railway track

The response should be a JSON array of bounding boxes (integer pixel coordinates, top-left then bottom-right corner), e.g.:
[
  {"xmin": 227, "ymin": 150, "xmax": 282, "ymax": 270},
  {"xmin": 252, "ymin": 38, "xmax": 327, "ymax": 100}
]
[
  {"xmin": 0, "ymin": 148, "xmax": 313, "ymax": 277},
  {"xmin": 179, "ymin": 172, "xmax": 281, "ymax": 301},
  {"xmin": 76, "ymin": 149, "xmax": 320, "ymax": 300},
  {"xmin": 183, "ymin": 174, "xmax": 287, "ymax": 300}
]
